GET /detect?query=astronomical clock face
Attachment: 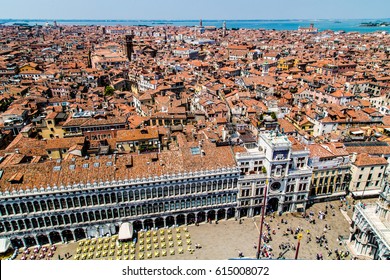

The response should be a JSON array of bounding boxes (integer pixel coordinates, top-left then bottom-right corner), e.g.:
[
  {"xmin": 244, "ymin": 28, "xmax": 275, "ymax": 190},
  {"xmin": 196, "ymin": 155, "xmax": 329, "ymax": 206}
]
[{"xmin": 270, "ymin": 181, "xmax": 281, "ymax": 191}]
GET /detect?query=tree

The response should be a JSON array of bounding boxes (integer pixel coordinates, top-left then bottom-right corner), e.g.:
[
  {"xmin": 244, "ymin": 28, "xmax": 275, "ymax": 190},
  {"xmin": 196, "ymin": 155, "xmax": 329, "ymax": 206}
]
[
  {"xmin": 270, "ymin": 112, "xmax": 277, "ymax": 120},
  {"xmin": 104, "ymin": 85, "xmax": 115, "ymax": 96}
]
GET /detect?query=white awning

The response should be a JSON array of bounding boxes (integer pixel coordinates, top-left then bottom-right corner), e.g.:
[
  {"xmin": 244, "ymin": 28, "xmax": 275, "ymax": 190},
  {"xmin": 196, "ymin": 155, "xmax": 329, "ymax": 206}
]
[
  {"xmin": 350, "ymin": 130, "xmax": 364, "ymax": 135},
  {"xmin": 296, "ymin": 203, "xmax": 304, "ymax": 209},
  {"xmin": 0, "ymin": 238, "xmax": 11, "ymax": 253},
  {"xmin": 352, "ymin": 189, "xmax": 381, "ymax": 197},
  {"xmin": 118, "ymin": 222, "xmax": 133, "ymax": 241}
]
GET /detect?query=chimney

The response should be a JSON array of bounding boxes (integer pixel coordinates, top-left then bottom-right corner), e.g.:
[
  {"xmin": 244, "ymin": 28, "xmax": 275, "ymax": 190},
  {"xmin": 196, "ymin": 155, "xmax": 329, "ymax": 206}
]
[{"xmin": 351, "ymin": 152, "xmax": 357, "ymax": 163}]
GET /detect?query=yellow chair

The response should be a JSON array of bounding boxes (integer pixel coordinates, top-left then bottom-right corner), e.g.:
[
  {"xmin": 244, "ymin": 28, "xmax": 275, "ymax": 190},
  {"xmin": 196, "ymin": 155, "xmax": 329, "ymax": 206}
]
[
  {"xmin": 139, "ymin": 232, "xmax": 144, "ymax": 239},
  {"xmin": 103, "ymin": 244, "xmax": 109, "ymax": 250},
  {"xmin": 104, "ymin": 238, "xmax": 109, "ymax": 244},
  {"xmin": 98, "ymin": 238, "xmax": 103, "ymax": 244},
  {"xmin": 170, "ymin": 249, "xmax": 175, "ymax": 255},
  {"xmin": 83, "ymin": 247, "xmax": 89, "ymax": 253},
  {"xmin": 161, "ymin": 242, "xmax": 166, "ymax": 249},
  {"xmin": 167, "ymin": 229, "xmax": 172, "ymax": 234},
  {"xmin": 184, "ymin": 227, "xmax": 188, "ymax": 232},
  {"xmin": 76, "ymin": 248, "xmax": 82, "ymax": 254},
  {"xmin": 153, "ymin": 237, "xmax": 158, "ymax": 243},
  {"xmin": 97, "ymin": 245, "xmax": 103, "ymax": 251},
  {"xmin": 124, "ymin": 249, "xmax": 129, "ymax": 255},
  {"xmin": 185, "ymin": 233, "xmax": 190, "ymax": 238},
  {"xmin": 176, "ymin": 228, "xmax": 180, "ymax": 233},
  {"xmin": 87, "ymin": 253, "xmax": 94, "ymax": 259},
  {"xmin": 124, "ymin": 243, "xmax": 129, "ymax": 250},
  {"xmin": 159, "ymin": 229, "xmax": 165, "ymax": 235},
  {"xmin": 138, "ymin": 252, "xmax": 144, "ymax": 260},
  {"xmin": 110, "ymin": 243, "xmax": 115, "ymax": 249},
  {"xmin": 116, "ymin": 257, "xmax": 121, "ymax": 260},
  {"xmin": 74, "ymin": 254, "xmax": 80, "ymax": 260},
  {"xmin": 139, "ymin": 245, "xmax": 144, "ymax": 252},
  {"xmin": 177, "ymin": 240, "xmax": 183, "ymax": 246},
  {"xmin": 169, "ymin": 241, "xmax": 174, "ymax": 248},
  {"xmin": 124, "ymin": 255, "xmax": 129, "ymax": 260},
  {"xmin": 89, "ymin": 246, "xmax": 95, "ymax": 252},
  {"xmin": 178, "ymin": 247, "xmax": 184, "ymax": 254},
  {"xmin": 146, "ymin": 244, "xmax": 152, "ymax": 251},
  {"xmin": 146, "ymin": 231, "xmax": 151, "ymax": 237},
  {"xmin": 102, "ymin": 251, "xmax": 108, "ymax": 257},
  {"xmin": 154, "ymin": 251, "xmax": 160, "ymax": 258},
  {"xmin": 109, "ymin": 250, "xmax": 115, "ymax": 256},
  {"xmin": 130, "ymin": 242, "xmax": 135, "ymax": 248},
  {"xmin": 91, "ymin": 239, "xmax": 97, "ymax": 245},
  {"xmin": 139, "ymin": 239, "xmax": 144, "ymax": 245},
  {"xmin": 160, "ymin": 236, "xmax": 165, "ymax": 242},
  {"xmin": 152, "ymin": 231, "xmax": 158, "ymax": 237},
  {"xmin": 147, "ymin": 252, "xmax": 152, "ymax": 259},
  {"xmin": 154, "ymin": 243, "xmax": 159, "ymax": 250},
  {"xmin": 117, "ymin": 250, "xmax": 123, "ymax": 256},
  {"xmin": 79, "ymin": 240, "xmax": 84, "ymax": 246},
  {"xmin": 146, "ymin": 238, "xmax": 151, "ymax": 244},
  {"xmin": 95, "ymin": 251, "xmax": 101, "ymax": 258},
  {"xmin": 130, "ymin": 248, "xmax": 135, "ymax": 254},
  {"xmin": 186, "ymin": 239, "xmax": 192, "ymax": 245},
  {"xmin": 130, "ymin": 254, "xmax": 135, "ymax": 260},
  {"xmin": 168, "ymin": 235, "xmax": 173, "ymax": 241},
  {"xmin": 162, "ymin": 249, "xmax": 167, "ymax": 257},
  {"xmin": 176, "ymin": 234, "xmax": 181, "ymax": 240}
]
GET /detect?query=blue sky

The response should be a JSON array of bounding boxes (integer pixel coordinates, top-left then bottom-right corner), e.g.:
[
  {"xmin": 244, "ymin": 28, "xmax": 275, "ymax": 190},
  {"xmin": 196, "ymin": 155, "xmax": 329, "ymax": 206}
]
[{"xmin": 0, "ymin": 0, "xmax": 389, "ymax": 20}]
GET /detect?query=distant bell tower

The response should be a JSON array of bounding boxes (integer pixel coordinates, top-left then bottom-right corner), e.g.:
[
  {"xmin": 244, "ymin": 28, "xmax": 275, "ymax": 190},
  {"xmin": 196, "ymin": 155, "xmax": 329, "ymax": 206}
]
[
  {"xmin": 223, "ymin": 21, "xmax": 227, "ymax": 37},
  {"xmin": 125, "ymin": 33, "xmax": 134, "ymax": 61},
  {"xmin": 199, "ymin": 19, "xmax": 203, "ymax": 27},
  {"xmin": 88, "ymin": 49, "xmax": 92, "ymax": 68}
]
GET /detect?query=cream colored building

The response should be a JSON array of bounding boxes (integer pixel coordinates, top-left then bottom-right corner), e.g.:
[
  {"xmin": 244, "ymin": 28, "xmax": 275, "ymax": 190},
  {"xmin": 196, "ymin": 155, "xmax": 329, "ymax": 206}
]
[{"xmin": 349, "ymin": 153, "xmax": 388, "ymax": 198}]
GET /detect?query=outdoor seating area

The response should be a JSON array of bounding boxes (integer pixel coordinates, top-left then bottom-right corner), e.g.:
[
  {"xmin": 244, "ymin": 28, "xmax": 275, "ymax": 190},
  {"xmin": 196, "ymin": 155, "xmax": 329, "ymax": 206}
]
[
  {"xmin": 71, "ymin": 226, "xmax": 193, "ymax": 260},
  {"xmin": 135, "ymin": 226, "xmax": 192, "ymax": 259},
  {"xmin": 19, "ymin": 245, "xmax": 57, "ymax": 260},
  {"xmin": 73, "ymin": 235, "xmax": 136, "ymax": 260}
]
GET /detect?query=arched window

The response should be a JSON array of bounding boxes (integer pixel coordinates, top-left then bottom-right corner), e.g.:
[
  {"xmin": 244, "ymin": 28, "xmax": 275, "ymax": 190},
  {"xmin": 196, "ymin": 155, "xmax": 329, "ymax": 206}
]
[
  {"xmin": 146, "ymin": 189, "xmax": 152, "ymax": 199},
  {"xmin": 169, "ymin": 186, "xmax": 174, "ymax": 196},
  {"xmin": 172, "ymin": 185, "xmax": 178, "ymax": 195}
]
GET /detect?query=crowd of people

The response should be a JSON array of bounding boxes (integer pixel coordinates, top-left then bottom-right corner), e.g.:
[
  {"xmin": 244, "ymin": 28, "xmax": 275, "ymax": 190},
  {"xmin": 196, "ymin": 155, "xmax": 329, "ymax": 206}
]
[{"xmin": 252, "ymin": 199, "xmax": 353, "ymax": 260}]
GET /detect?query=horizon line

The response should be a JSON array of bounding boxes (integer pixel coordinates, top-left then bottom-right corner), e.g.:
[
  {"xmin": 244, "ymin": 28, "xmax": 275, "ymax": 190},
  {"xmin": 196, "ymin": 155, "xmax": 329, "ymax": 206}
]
[{"xmin": 1, "ymin": 17, "xmax": 390, "ymax": 21}]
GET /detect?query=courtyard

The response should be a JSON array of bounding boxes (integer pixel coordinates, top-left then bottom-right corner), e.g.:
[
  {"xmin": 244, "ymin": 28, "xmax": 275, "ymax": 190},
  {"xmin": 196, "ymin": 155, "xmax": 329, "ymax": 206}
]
[{"xmin": 14, "ymin": 198, "xmax": 369, "ymax": 260}]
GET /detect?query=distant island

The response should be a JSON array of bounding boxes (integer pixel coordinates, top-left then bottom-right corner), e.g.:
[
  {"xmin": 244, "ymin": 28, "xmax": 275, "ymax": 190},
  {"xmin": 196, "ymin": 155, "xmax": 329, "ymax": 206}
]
[{"xmin": 360, "ymin": 21, "xmax": 390, "ymax": 27}]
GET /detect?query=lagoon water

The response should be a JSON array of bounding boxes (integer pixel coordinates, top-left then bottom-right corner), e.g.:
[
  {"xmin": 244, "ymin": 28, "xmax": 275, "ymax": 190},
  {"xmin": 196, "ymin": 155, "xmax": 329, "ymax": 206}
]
[{"xmin": 1, "ymin": 18, "xmax": 390, "ymax": 33}]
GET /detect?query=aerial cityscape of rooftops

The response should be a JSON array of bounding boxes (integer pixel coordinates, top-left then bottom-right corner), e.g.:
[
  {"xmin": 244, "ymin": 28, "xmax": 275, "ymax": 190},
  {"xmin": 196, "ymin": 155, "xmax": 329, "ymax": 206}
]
[{"xmin": 0, "ymin": 15, "xmax": 389, "ymax": 261}]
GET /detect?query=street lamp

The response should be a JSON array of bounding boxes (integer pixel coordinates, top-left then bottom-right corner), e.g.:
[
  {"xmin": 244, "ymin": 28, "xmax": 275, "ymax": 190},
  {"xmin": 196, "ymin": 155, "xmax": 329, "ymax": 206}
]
[{"xmin": 256, "ymin": 180, "xmax": 268, "ymax": 259}]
